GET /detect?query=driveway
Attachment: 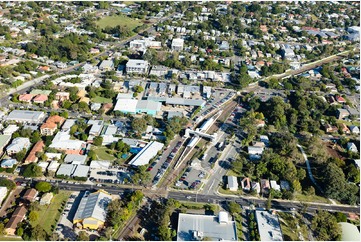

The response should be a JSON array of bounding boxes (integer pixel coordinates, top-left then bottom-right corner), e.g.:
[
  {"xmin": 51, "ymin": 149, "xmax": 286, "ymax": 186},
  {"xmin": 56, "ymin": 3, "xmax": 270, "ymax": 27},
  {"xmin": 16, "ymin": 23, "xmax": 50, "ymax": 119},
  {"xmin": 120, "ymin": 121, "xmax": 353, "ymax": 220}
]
[{"xmin": 0, "ymin": 186, "xmax": 23, "ymax": 218}]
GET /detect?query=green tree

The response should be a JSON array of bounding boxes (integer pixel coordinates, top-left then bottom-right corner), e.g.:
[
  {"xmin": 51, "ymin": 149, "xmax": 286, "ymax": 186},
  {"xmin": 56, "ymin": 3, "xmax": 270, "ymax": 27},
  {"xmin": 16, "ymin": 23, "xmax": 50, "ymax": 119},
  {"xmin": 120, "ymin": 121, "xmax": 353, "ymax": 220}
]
[
  {"xmin": 311, "ymin": 210, "xmax": 341, "ymax": 241},
  {"xmin": 228, "ymin": 201, "xmax": 242, "ymax": 215},
  {"xmin": 93, "ymin": 136, "xmax": 103, "ymax": 146},
  {"xmin": 0, "ymin": 178, "xmax": 16, "ymax": 190},
  {"xmin": 16, "ymin": 227, "xmax": 23, "ymax": 236},
  {"xmin": 31, "ymin": 225, "xmax": 47, "ymax": 240},
  {"xmin": 35, "ymin": 181, "xmax": 52, "ymax": 193},
  {"xmin": 22, "ymin": 163, "xmax": 43, "ymax": 177},
  {"xmin": 131, "ymin": 118, "xmax": 147, "ymax": 135},
  {"xmin": 131, "ymin": 165, "xmax": 151, "ymax": 185},
  {"xmin": 78, "ymin": 231, "xmax": 89, "ymax": 241},
  {"xmin": 29, "ymin": 211, "xmax": 39, "ymax": 223}
]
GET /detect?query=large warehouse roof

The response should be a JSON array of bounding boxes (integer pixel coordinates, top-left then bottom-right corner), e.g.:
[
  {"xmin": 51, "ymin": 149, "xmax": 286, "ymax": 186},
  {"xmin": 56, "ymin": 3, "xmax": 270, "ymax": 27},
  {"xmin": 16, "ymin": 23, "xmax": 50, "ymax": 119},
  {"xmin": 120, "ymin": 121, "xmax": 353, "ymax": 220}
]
[
  {"xmin": 114, "ymin": 99, "xmax": 138, "ymax": 113},
  {"xmin": 6, "ymin": 110, "xmax": 45, "ymax": 123},
  {"xmin": 73, "ymin": 190, "xmax": 112, "ymax": 224},
  {"xmin": 339, "ymin": 222, "xmax": 360, "ymax": 241},
  {"xmin": 128, "ymin": 141, "xmax": 164, "ymax": 166},
  {"xmin": 177, "ymin": 213, "xmax": 237, "ymax": 241},
  {"xmin": 255, "ymin": 210, "xmax": 283, "ymax": 241}
]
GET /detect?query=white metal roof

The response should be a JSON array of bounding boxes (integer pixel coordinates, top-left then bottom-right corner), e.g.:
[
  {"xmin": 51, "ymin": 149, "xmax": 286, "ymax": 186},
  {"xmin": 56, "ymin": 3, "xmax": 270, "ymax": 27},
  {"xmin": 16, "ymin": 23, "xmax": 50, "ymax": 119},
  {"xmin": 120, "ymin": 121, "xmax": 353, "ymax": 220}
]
[
  {"xmin": 114, "ymin": 99, "xmax": 138, "ymax": 113},
  {"xmin": 255, "ymin": 210, "xmax": 283, "ymax": 241},
  {"xmin": 128, "ymin": 141, "xmax": 164, "ymax": 166}
]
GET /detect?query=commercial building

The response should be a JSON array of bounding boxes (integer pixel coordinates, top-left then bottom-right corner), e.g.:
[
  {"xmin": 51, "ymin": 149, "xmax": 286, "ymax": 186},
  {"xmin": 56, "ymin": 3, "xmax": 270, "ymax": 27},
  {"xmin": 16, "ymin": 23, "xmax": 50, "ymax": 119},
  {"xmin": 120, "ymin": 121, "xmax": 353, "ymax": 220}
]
[
  {"xmin": 73, "ymin": 190, "xmax": 113, "ymax": 230},
  {"xmin": 255, "ymin": 210, "xmax": 283, "ymax": 241},
  {"xmin": 56, "ymin": 164, "xmax": 89, "ymax": 178},
  {"xmin": 64, "ymin": 154, "xmax": 87, "ymax": 165},
  {"xmin": 114, "ymin": 99, "xmax": 138, "ymax": 114},
  {"xmin": 128, "ymin": 141, "xmax": 164, "ymax": 166},
  {"xmin": 6, "ymin": 110, "xmax": 45, "ymax": 124},
  {"xmin": 136, "ymin": 100, "xmax": 162, "ymax": 116},
  {"xmin": 6, "ymin": 137, "xmax": 31, "ymax": 155},
  {"xmin": 177, "ymin": 212, "xmax": 237, "ymax": 241},
  {"xmin": 2, "ymin": 125, "xmax": 19, "ymax": 135},
  {"xmin": 126, "ymin": 59, "xmax": 149, "ymax": 74}
]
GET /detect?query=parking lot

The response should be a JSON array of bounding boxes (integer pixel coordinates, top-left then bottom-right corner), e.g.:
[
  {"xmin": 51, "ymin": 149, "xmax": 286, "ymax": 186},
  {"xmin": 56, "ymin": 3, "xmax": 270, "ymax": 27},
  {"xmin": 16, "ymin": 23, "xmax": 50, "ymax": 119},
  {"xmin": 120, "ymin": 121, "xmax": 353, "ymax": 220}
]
[
  {"xmin": 56, "ymin": 192, "xmax": 80, "ymax": 241},
  {"xmin": 89, "ymin": 168, "xmax": 132, "ymax": 185},
  {"xmin": 175, "ymin": 163, "xmax": 207, "ymax": 190}
]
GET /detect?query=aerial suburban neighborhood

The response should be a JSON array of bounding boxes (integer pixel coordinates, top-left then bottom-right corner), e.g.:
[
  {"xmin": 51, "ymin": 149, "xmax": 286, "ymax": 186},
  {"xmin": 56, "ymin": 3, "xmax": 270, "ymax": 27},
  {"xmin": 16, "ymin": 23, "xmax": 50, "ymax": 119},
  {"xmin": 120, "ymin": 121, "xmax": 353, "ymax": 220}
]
[{"xmin": 0, "ymin": 1, "xmax": 360, "ymax": 241}]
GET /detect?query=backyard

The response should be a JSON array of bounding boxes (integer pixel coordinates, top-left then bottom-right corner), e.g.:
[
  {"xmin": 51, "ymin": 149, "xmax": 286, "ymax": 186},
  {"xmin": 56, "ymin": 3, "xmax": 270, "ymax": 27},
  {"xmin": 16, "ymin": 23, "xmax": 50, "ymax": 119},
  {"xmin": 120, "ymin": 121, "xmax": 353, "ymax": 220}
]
[
  {"xmin": 96, "ymin": 14, "xmax": 142, "ymax": 30},
  {"xmin": 91, "ymin": 146, "xmax": 116, "ymax": 161},
  {"xmin": 30, "ymin": 191, "xmax": 71, "ymax": 235},
  {"xmin": 91, "ymin": 96, "xmax": 113, "ymax": 104}
]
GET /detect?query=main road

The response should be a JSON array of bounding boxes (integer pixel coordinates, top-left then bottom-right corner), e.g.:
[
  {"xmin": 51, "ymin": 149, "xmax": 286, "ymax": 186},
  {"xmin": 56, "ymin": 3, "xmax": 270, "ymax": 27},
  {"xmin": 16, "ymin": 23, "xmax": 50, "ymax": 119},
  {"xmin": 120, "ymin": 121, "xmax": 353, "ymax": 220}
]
[{"xmin": 13, "ymin": 177, "xmax": 360, "ymax": 214}]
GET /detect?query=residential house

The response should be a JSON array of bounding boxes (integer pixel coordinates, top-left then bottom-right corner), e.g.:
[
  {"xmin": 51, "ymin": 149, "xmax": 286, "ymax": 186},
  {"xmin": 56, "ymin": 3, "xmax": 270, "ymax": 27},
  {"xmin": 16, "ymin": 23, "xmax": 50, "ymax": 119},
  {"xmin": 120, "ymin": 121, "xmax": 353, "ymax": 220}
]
[
  {"xmin": 227, "ymin": 176, "xmax": 238, "ymax": 192},
  {"xmin": 335, "ymin": 95, "xmax": 346, "ymax": 104},
  {"xmin": 260, "ymin": 179, "xmax": 270, "ymax": 195},
  {"xmin": 339, "ymin": 123, "xmax": 350, "ymax": 134},
  {"xmin": 1, "ymin": 159, "xmax": 17, "ymax": 168},
  {"xmin": 270, "ymin": 180, "xmax": 281, "ymax": 191},
  {"xmin": 40, "ymin": 193, "xmax": 54, "ymax": 205},
  {"xmin": 2, "ymin": 125, "xmax": 19, "ymax": 135},
  {"xmin": 24, "ymin": 140, "xmax": 44, "ymax": 164},
  {"xmin": 55, "ymin": 92, "xmax": 70, "ymax": 101},
  {"xmin": 337, "ymin": 109, "xmax": 350, "ymax": 120},
  {"xmin": 5, "ymin": 206, "xmax": 27, "ymax": 235},
  {"xmin": 18, "ymin": 94, "xmax": 33, "ymax": 103},
  {"xmin": 324, "ymin": 123, "xmax": 338, "ymax": 133},
  {"xmin": 349, "ymin": 125, "xmax": 360, "ymax": 134},
  {"xmin": 126, "ymin": 59, "xmax": 149, "ymax": 74},
  {"xmin": 33, "ymin": 94, "xmax": 48, "ymax": 104},
  {"xmin": 251, "ymin": 182, "xmax": 261, "ymax": 194},
  {"xmin": 171, "ymin": 38, "xmax": 184, "ymax": 51},
  {"xmin": 40, "ymin": 115, "xmax": 65, "ymax": 136},
  {"xmin": 99, "ymin": 60, "xmax": 114, "ymax": 71},
  {"xmin": 6, "ymin": 137, "xmax": 30, "ymax": 155},
  {"xmin": 241, "ymin": 177, "xmax": 251, "ymax": 192},
  {"xmin": 347, "ymin": 142, "xmax": 358, "ymax": 153},
  {"xmin": 248, "ymin": 146, "xmax": 264, "ymax": 160},
  {"xmin": 23, "ymin": 188, "xmax": 38, "ymax": 202}
]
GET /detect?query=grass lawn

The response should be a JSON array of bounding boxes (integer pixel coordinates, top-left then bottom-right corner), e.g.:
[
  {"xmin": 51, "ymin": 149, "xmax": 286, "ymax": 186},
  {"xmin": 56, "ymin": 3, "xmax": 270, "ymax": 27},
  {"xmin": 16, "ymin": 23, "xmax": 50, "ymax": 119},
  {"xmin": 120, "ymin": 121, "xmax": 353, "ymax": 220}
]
[
  {"xmin": 31, "ymin": 191, "xmax": 71, "ymax": 235},
  {"xmin": 226, "ymin": 170, "xmax": 240, "ymax": 177},
  {"xmin": 218, "ymin": 187, "xmax": 244, "ymax": 196},
  {"xmin": 294, "ymin": 193, "xmax": 331, "ymax": 204},
  {"xmin": 96, "ymin": 14, "xmax": 142, "ymax": 30},
  {"xmin": 336, "ymin": 120, "xmax": 360, "ymax": 127},
  {"xmin": 91, "ymin": 96, "xmax": 112, "ymax": 104},
  {"xmin": 0, "ymin": 236, "xmax": 23, "ymax": 241},
  {"xmin": 92, "ymin": 146, "xmax": 115, "ymax": 161}
]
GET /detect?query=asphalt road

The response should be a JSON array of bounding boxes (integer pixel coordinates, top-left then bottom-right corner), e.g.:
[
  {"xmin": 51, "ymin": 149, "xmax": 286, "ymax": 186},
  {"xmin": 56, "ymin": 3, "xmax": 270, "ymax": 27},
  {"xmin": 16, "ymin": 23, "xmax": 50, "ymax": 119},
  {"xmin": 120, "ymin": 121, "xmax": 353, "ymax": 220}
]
[{"xmin": 13, "ymin": 177, "xmax": 360, "ymax": 215}]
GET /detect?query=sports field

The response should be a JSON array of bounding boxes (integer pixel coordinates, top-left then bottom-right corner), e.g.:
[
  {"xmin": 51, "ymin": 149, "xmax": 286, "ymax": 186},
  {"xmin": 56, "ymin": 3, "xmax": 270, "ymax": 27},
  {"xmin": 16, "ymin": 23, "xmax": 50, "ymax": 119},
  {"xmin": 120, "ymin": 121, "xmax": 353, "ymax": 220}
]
[{"xmin": 96, "ymin": 15, "xmax": 142, "ymax": 30}]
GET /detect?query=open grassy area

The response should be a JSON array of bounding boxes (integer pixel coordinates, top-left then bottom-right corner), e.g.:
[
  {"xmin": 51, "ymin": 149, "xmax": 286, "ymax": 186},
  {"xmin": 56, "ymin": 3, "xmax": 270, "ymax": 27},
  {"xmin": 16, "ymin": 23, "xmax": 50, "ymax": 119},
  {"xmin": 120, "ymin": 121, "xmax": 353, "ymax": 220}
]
[
  {"xmin": 227, "ymin": 170, "xmax": 240, "ymax": 177},
  {"xmin": 218, "ymin": 187, "xmax": 244, "ymax": 196},
  {"xmin": 91, "ymin": 96, "xmax": 113, "ymax": 104},
  {"xmin": 31, "ymin": 191, "xmax": 71, "ymax": 235},
  {"xmin": 92, "ymin": 146, "xmax": 115, "ymax": 161},
  {"xmin": 96, "ymin": 14, "xmax": 142, "ymax": 30},
  {"xmin": 294, "ymin": 193, "xmax": 331, "ymax": 204},
  {"xmin": 0, "ymin": 236, "xmax": 23, "ymax": 241}
]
